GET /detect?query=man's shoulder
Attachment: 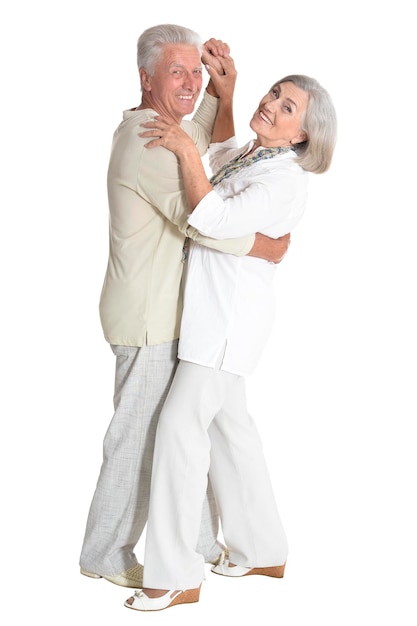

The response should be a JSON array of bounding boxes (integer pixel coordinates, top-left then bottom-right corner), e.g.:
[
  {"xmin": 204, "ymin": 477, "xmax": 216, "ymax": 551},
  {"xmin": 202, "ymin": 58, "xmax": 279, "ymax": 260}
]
[
  {"xmin": 110, "ymin": 108, "xmax": 159, "ymax": 153},
  {"xmin": 116, "ymin": 107, "xmax": 156, "ymax": 130}
]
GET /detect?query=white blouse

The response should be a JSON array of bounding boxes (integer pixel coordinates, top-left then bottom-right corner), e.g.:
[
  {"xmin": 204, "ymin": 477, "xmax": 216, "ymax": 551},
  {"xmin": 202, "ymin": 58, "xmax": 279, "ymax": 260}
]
[{"xmin": 178, "ymin": 137, "xmax": 309, "ymax": 375}]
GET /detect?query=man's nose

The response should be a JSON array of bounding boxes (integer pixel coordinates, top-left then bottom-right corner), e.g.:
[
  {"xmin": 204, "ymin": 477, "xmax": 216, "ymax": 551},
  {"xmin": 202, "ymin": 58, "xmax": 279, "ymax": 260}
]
[{"xmin": 182, "ymin": 72, "xmax": 199, "ymax": 91}]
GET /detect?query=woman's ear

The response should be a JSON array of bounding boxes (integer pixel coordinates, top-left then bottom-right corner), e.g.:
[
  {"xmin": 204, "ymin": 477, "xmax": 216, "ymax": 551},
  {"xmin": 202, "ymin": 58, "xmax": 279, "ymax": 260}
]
[{"xmin": 291, "ymin": 130, "xmax": 307, "ymax": 145}]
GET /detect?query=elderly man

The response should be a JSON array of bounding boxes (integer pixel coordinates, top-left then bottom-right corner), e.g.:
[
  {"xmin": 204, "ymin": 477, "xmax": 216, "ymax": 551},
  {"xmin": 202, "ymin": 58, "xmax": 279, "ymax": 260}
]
[{"xmin": 79, "ymin": 24, "xmax": 290, "ymax": 589}]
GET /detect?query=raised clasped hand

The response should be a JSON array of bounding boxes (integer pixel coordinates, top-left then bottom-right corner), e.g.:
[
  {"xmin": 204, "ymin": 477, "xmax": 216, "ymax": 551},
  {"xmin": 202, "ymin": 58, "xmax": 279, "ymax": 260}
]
[
  {"xmin": 201, "ymin": 38, "xmax": 237, "ymax": 100},
  {"xmin": 202, "ymin": 38, "xmax": 230, "ymax": 75}
]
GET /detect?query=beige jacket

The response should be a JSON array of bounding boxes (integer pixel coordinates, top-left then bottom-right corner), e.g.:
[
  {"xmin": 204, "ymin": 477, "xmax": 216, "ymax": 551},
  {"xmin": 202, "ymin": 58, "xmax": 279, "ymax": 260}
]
[{"xmin": 99, "ymin": 92, "xmax": 254, "ymax": 346}]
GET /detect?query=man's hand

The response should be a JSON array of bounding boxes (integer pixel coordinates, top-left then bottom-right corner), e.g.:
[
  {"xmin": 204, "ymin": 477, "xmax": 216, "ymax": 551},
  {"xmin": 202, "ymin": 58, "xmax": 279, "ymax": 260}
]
[
  {"xmin": 205, "ymin": 55, "xmax": 237, "ymax": 102},
  {"xmin": 248, "ymin": 233, "xmax": 291, "ymax": 264}
]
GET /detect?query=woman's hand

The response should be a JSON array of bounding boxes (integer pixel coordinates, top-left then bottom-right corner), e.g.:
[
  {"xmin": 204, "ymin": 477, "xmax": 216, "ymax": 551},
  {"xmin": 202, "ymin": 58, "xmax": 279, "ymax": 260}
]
[
  {"xmin": 202, "ymin": 38, "xmax": 230, "ymax": 75},
  {"xmin": 139, "ymin": 116, "xmax": 196, "ymax": 157},
  {"xmin": 203, "ymin": 38, "xmax": 236, "ymax": 100}
]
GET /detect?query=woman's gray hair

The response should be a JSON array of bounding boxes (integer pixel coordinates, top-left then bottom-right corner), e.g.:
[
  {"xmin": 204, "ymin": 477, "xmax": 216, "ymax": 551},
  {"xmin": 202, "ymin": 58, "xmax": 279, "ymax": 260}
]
[
  {"xmin": 276, "ymin": 75, "xmax": 337, "ymax": 174},
  {"xmin": 137, "ymin": 24, "xmax": 203, "ymax": 76}
]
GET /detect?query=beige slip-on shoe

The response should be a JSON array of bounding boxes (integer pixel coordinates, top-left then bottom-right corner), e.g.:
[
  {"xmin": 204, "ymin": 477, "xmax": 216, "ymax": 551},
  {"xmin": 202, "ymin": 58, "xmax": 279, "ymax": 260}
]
[{"xmin": 80, "ymin": 563, "xmax": 143, "ymax": 588}]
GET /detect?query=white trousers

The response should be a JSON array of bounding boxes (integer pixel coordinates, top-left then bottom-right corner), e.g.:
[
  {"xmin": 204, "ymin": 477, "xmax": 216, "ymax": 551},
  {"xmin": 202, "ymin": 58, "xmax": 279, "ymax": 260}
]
[
  {"xmin": 79, "ymin": 342, "xmax": 223, "ymax": 576},
  {"xmin": 143, "ymin": 358, "xmax": 288, "ymax": 589}
]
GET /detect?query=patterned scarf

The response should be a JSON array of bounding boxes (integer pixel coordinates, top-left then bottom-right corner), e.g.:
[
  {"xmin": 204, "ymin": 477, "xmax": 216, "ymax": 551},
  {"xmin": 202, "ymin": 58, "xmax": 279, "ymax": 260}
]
[{"xmin": 209, "ymin": 145, "xmax": 293, "ymax": 187}]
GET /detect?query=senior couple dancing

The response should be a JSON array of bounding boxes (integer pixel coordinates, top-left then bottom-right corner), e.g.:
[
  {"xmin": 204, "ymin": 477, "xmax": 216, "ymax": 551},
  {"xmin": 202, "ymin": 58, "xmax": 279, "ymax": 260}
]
[{"xmin": 79, "ymin": 23, "xmax": 337, "ymax": 611}]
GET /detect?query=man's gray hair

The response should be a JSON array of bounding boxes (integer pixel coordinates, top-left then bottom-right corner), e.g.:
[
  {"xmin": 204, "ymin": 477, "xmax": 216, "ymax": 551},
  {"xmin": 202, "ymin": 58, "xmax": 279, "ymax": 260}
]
[{"xmin": 137, "ymin": 24, "xmax": 203, "ymax": 75}]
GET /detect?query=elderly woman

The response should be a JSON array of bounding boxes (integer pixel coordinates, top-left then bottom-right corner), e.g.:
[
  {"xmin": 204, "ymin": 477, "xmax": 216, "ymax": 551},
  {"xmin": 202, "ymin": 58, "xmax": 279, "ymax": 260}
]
[{"xmin": 125, "ymin": 52, "xmax": 337, "ymax": 611}]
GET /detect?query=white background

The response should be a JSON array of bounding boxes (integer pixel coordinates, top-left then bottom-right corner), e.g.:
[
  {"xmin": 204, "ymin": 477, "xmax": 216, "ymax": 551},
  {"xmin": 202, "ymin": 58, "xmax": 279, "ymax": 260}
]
[{"xmin": 1, "ymin": 1, "xmax": 416, "ymax": 624}]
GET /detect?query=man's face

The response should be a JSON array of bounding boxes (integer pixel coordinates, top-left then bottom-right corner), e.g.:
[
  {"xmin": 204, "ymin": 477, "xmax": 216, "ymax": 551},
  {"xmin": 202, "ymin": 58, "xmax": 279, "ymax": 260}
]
[{"xmin": 143, "ymin": 44, "xmax": 203, "ymax": 123}]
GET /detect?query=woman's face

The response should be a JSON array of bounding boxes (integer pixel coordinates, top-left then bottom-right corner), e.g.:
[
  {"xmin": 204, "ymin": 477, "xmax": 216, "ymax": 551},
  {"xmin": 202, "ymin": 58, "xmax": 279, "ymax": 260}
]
[{"xmin": 250, "ymin": 81, "xmax": 309, "ymax": 147}]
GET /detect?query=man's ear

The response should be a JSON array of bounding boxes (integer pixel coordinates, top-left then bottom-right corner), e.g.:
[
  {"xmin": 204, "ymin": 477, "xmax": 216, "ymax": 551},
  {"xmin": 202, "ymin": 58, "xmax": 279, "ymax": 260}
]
[{"xmin": 139, "ymin": 67, "xmax": 152, "ymax": 92}]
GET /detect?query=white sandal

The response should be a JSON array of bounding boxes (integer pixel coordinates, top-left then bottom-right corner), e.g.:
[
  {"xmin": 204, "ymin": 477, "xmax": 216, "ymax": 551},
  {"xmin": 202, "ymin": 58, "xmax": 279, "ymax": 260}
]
[
  {"xmin": 211, "ymin": 558, "xmax": 285, "ymax": 578},
  {"xmin": 124, "ymin": 587, "xmax": 201, "ymax": 611}
]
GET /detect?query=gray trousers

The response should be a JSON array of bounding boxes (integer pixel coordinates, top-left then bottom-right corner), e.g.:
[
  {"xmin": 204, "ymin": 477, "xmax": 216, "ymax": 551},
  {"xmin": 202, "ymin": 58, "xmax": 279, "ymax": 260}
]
[{"xmin": 79, "ymin": 341, "xmax": 223, "ymax": 576}]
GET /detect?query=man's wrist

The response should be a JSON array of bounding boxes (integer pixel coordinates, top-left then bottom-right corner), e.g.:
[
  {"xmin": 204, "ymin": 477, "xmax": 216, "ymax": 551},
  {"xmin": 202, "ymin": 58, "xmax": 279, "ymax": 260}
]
[{"xmin": 206, "ymin": 82, "xmax": 219, "ymax": 98}]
